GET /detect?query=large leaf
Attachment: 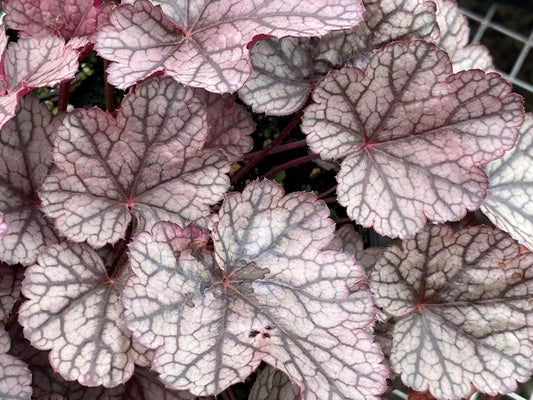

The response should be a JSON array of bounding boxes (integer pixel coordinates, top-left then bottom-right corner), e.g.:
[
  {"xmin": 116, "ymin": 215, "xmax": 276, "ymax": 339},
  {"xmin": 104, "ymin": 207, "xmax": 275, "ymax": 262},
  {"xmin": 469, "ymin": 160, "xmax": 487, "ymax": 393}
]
[
  {"xmin": 434, "ymin": 0, "xmax": 493, "ymax": 72},
  {"xmin": 239, "ymin": 0, "xmax": 438, "ymax": 115},
  {"xmin": 369, "ymin": 224, "xmax": 533, "ymax": 399},
  {"xmin": 3, "ymin": 0, "xmax": 111, "ymax": 47},
  {"xmin": 0, "ymin": 30, "xmax": 79, "ymax": 129},
  {"xmin": 194, "ymin": 89, "xmax": 255, "ymax": 162},
  {"xmin": 40, "ymin": 77, "xmax": 230, "ymax": 248},
  {"xmin": 0, "ymin": 325, "xmax": 32, "ymax": 400},
  {"xmin": 301, "ymin": 40, "xmax": 523, "ymax": 239},
  {"xmin": 482, "ymin": 113, "xmax": 533, "ymax": 250},
  {"xmin": 0, "ymin": 95, "xmax": 59, "ymax": 265},
  {"xmin": 123, "ymin": 180, "xmax": 387, "ymax": 398},
  {"xmin": 18, "ymin": 242, "xmax": 152, "ymax": 388},
  {"xmin": 95, "ymin": 0, "xmax": 365, "ymax": 93}
]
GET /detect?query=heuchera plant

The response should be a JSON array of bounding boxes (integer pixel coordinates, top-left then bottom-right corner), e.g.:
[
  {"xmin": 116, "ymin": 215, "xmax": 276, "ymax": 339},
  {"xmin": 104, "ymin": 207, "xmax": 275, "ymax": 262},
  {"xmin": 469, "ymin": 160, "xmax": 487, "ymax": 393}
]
[{"xmin": 0, "ymin": 0, "xmax": 532, "ymax": 399}]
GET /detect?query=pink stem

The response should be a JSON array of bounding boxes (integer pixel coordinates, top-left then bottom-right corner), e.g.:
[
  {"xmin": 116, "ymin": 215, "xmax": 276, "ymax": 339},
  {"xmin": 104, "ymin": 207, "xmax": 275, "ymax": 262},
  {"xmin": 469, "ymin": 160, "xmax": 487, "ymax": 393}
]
[
  {"xmin": 317, "ymin": 184, "xmax": 337, "ymax": 199},
  {"xmin": 242, "ymin": 139, "xmax": 308, "ymax": 160},
  {"xmin": 103, "ymin": 59, "xmax": 115, "ymax": 112},
  {"xmin": 231, "ymin": 108, "xmax": 305, "ymax": 185},
  {"xmin": 57, "ymin": 81, "xmax": 71, "ymax": 113},
  {"xmin": 320, "ymin": 196, "xmax": 337, "ymax": 204},
  {"xmin": 334, "ymin": 217, "xmax": 351, "ymax": 225},
  {"xmin": 260, "ymin": 153, "xmax": 320, "ymax": 180}
]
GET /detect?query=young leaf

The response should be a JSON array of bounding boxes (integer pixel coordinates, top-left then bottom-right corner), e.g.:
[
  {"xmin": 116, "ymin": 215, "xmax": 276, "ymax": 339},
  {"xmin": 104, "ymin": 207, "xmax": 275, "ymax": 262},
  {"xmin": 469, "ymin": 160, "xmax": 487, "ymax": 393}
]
[
  {"xmin": 194, "ymin": 89, "xmax": 255, "ymax": 162},
  {"xmin": 369, "ymin": 224, "xmax": 533, "ymax": 399},
  {"xmin": 3, "ymin": 0, "xmax": 111, "ymax": 47},
  {"xmin": 0, "ymin": 30, "xmax": 79, "ymax": 129},
  {"xmin": 239, "ymin": 0, "xmax": 438, "ymax": 115},
  {"xmin": 39, "ymin": 77, "xmax": 230, "ymax": 248},
  {"xmin": 123, "ymin": 180, "xmax": 387, "ymax": 398},
  {"xmin": 434, "ymin": 0, "xmax": 493, "ymax": 72},
  {"xmin": 249, "ymin": 365, "xmax": 301, "ymax": 400},
  {"xmin": 18, "ymin": 242, "xmax": 152, "ymax": 388},
  {"xmin": 95, "ymin": 0, "xmax": 365, "ymax": 92},
  {"xmin": 0, "ymin": 325, "xmax": 32, "ymax": 400},
  {"xmin": 0, "ymin": 95, "xmax": 59, "ymax": 265},
  {"xmin": 482, "ymin": 113, "xmax": 533, "ymax": 250},
  {"xmin": 301, "ymin": 40, "xmax": 523, "ymax": 239},
  {"xmin": 0, "ymin": 263, "xmax": 22, "ymax": 319}
]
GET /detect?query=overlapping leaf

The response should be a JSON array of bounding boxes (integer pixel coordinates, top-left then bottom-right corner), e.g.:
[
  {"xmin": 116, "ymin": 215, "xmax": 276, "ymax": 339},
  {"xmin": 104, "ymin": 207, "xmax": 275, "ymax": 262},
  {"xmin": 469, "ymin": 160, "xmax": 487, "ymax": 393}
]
[
  {"xmin": 40, "ymin": 77, "xmax": 230, "ymax": 248},
  {"xmin": 434, "ymin": 0, "xmax": 493, "ymax": 72},
  {"xmin": 194, "ymin": 89, "xmax": 255, "ymax": 162},
  {"xmin": 0, "ymin": 263, "xmax": 22, "ymax": 319},
  {"xmin": 0, "ymin": 95, "xmax": 59, "ymax": 265},
  {"xmin": 3, "ymin": 0, "xmax": 111, "ymax": 48},
  {"xmin": 95, "ymin": 0, "xmax": 365, "ymax": 93},
  {"xmin": 239, "ymin": 0, "xmax": 438, "ymax": 115},
  {"xmin": 482, "ymin": 113, "xmax": 533, "ymax": 250},
  {"xmin": 0, "ymin": 29, "xmax": 79, "ymax": 129},
  {"xmin": 123, "ymin": 180, "xmax": 387, "ymax": 398},
  {"xmin": 369, "ymin": 224, "xmax": 533, "ymax": 399},
  {"xmin": 18, "ymin": 241, "xmax": 152, "ymax": 388},
  {"xmin": 302, "ymin": 40, "xmax": 523, "ymax": 239},
  {"xmin": 249, "ymin": 365, "xmax": 300, "ymax": 400},
  {"xmin": 328, "ymin": 224, "xmax": 383, "ymax": 271},
  {"xmin": 0, "ymin": 212, "xmax": 7, "ymax": 240},
  {"xmin": 0, "ymin": 324, "xmax": 32, "ymax": 400}
]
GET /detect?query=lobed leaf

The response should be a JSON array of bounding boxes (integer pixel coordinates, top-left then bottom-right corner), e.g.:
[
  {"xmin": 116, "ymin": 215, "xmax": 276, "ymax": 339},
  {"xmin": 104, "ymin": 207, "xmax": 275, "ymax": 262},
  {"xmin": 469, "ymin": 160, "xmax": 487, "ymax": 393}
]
[
  {"xmin": 123, "ymin": 180, "xmax": 387, "ymax": 398},
  {"xmin": 95, "ymin": 0, "xmax": 365, "ymax": 92},
  {"xmin": 18, "ymin": 242, "xmax": 152, "ymax": 388},
  {"xmin": 301, "ymin": 40, "xmax": 523, "ymax": 239},
  {"xmin": 369, "ymin": 224, "xmax": 533, "ymax": 399},
  {"xmin": 3, "ymin": 0, "xmax": 111, "ymax": 46},
  {"xmin": 0, "ymin": 95, "xmax": 59, "ymax": 265},
  {"xmin": 194, "ymin": 89, "xmax": 255, "ymax": 162},
  {"xmin": 249, "ymin": 364, "xmax": 301, "ymax": 400},
  {"xmin": 0, "ymin": 324, "xmax": 32, "ymax": 400},
  {"xmin": 239, "ymin": 0, "xmax": 438, "ymax": 115},
  {"xmin": 39, "ymin": 77, "xmax": 230, "ymax": 248},
  {"xmin": 482, "ymin": 113, "xmax": 533, "ymax": 250},
  {"xmin": 434, "ymin": 0, "xmax": 493, "ymax": 72}
]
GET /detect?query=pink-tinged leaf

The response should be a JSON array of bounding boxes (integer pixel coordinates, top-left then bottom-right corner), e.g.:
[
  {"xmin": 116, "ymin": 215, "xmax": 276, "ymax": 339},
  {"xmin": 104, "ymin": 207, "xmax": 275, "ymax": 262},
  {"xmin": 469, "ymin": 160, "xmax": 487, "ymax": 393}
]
[
  {"xmin": 123, "ymin": 180, "xmax": 388, "ymax": 398},
  {"xmin": 249, "ymin": 365, "xmax": 300, "ymax": 400},
  {"xmin": 95, "ymin": 0, "xmax": 365, "ymax": 93},
  {"xmin": 0, "ymin": 212, "xmax": 7, "ymax": 240},
  {"xmin": 18, "ymin": 242, "xmax": 152, "ymax": 388},
  {"xmin": 434, "ymin": 0, "xmax": 493, "ymax": 72},
  {"xmin": 328, "ymin": 224, "xmax": 383, "ymax": 271},
  {"xmin": 301, "ymin": 40, "xmax": 523, "ymax": 239},
  {"xmin": 194, "ymin": 89, "xmax": 255, "ymax": 162},
  {"xmin": 39, "ymin": 77, "xmax": 230, "ymax": 248},
  {"xmin": 3, "ymin": 0, "xmax": 112, "ymax": 45},
  {"xmin": 0, "ymin": 263, "xmax": 22, "ymax": 319},
  {"xmin": 482, "ymin": 113, "xmax": 533, "ymax": 250},
  {"xmin": 239, "ymin": 0, "xmax": 438, "ymax": 115},
  {"xmin": 369, "ymin": 224, "xmax": 533, "ymax": 399},
  {"xmin": 0, "ymin": 95, "xmax": 59, "ymax": 265},
  {"xmin": 0, "ymin": 325, "xmax": 32, "ymax": 400}
]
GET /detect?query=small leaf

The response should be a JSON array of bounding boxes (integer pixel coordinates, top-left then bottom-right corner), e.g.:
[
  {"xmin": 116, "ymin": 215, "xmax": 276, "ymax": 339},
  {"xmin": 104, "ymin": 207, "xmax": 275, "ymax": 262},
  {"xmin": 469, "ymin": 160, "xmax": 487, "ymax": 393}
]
[
  {"xmin": 40, "ymin": 77, "xmax": 230, "ymax": 247},
  {"xmin": 482, "ymin": 113, "xmax": 533, "ymax": 250},
  {"xmin": 249, "ymin": 365, "xmax": 300, "ymax": 400},
  {"xmin": 369, "ymin": 224, "xmax": 533, "ymax": 399},
  {"xmin": 434, "ymin": 0, "xmax": 493, "ymax": 72},
  {"xmin": 194, "ymin": 89, "xmax": 255, "ymax": 163},
  {"xmin": 0, "ymin": 95, "xmax": 59, "ymax": 265},
  {"xmin": 328, "ymin": 224, "xmax": 383, "ymax": 271},
  {"xmin": 0, "ymin": 263, "xmax": 22, "ymax": 319},
  {"xmin": 301, "ymin": 40, "xmax": 523, "ymax": 239},
  {"xmin": 239, "ymin": 0, "xmax": 438, "ymax": 115},
  {"xmin": 123, "ymin": 180, "xmax": 387, "ymax": 398},
  {"xmin": 18, "ymin": 242, "xmax": 152, "ymax": 387},
  {"xmin": 95, "ymin": 0, "xmax": 365, "ymax": 92},
  {"xmin": 3, "ymin": 0, "xmax": 111, "ymax": 46}
]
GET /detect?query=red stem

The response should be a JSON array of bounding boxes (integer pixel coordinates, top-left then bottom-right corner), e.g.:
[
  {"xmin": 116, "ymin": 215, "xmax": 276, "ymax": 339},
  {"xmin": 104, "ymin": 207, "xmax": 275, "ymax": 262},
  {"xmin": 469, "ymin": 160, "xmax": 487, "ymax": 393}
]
[
  {"xmin": 242, "ymin": 139, "xmax": 308, "ymax": 160},
  {"xmin": 317, "ymin": 184, "xmax": 337, "ymax": 199},
  {"xmin": 260, "ymin": 153, "xmax": 320, "ymax": 180},
  {"xmin": 103, "ymin": 59, "xmax": 115, "ymax": 112},
  {"xmin": 320, "ymin": 196, "xmax": 337, "ymax": 204},
  {"xmin": 57, "ymin": 81, "xmax": 71, "ymax": 113},
  {"xmin": 334, "ymin": 217, "xmax": 351, "ymax": 225},
  {"xmin": 231, "ymin": 108, "xmax": 306, "ymax": 185}
]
